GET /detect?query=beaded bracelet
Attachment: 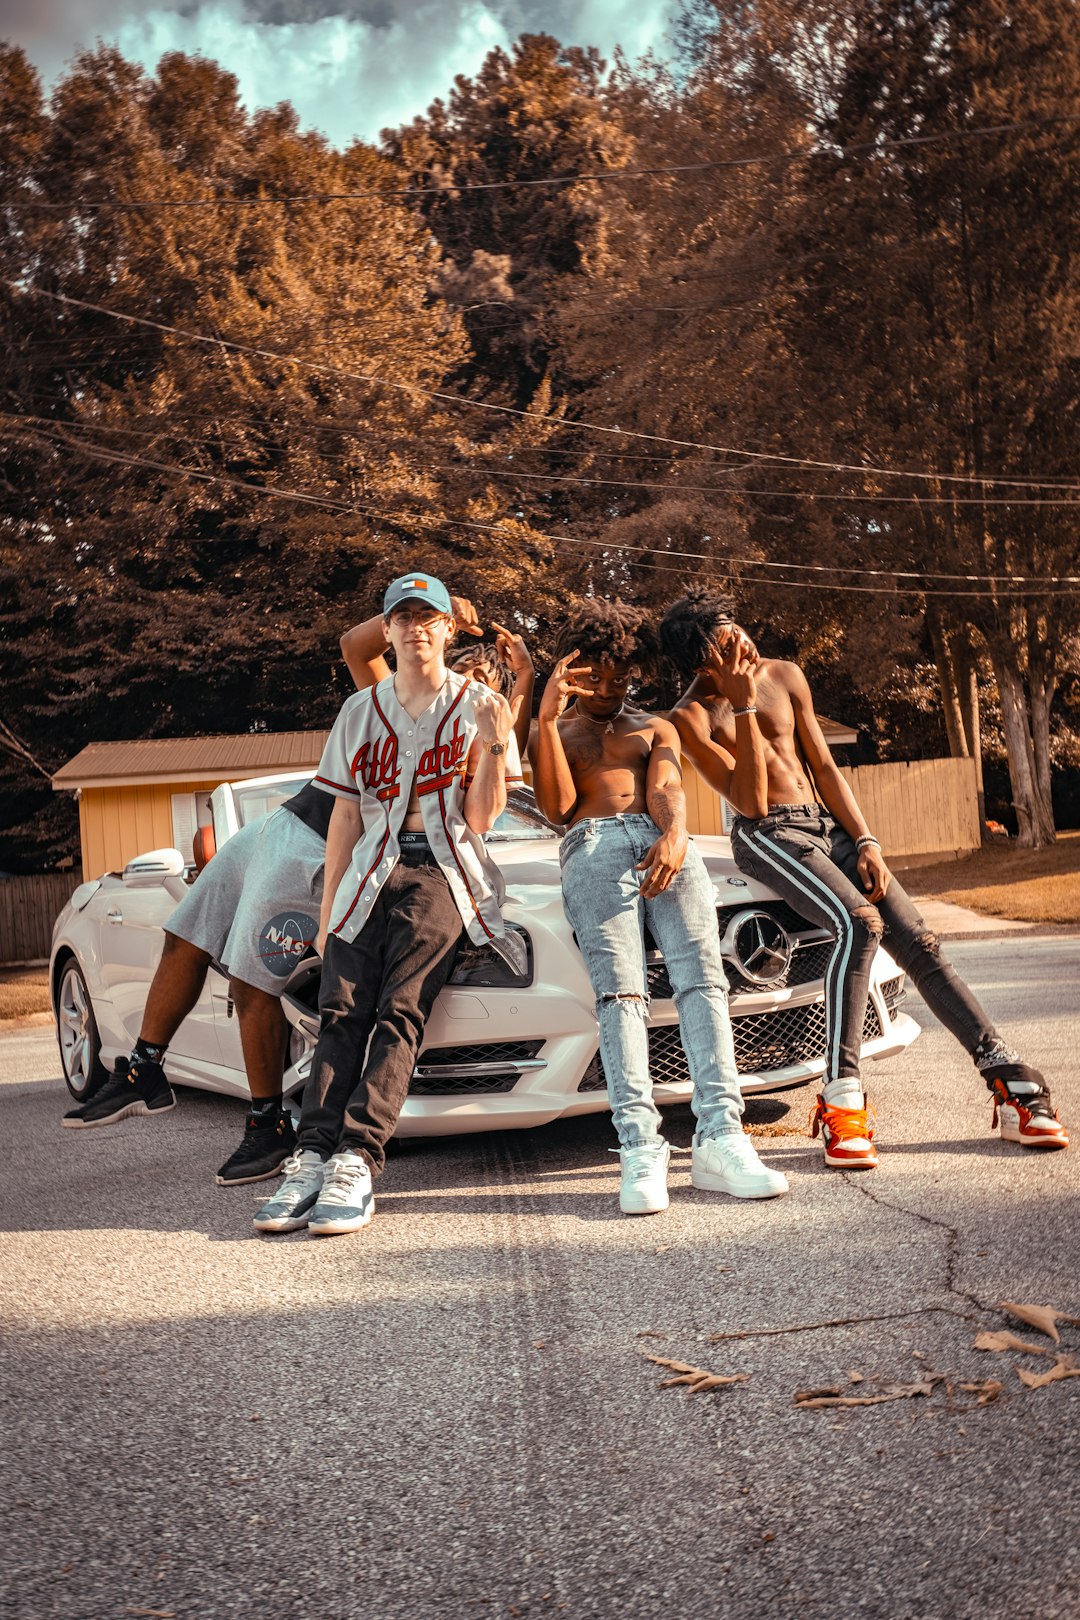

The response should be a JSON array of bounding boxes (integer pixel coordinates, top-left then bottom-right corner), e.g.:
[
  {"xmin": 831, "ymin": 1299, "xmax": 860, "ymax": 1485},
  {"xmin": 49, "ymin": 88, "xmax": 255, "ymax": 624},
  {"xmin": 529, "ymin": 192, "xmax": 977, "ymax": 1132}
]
[
  {"xmin": 855, "ymin": 834, "xmax": 881, "ymax": 851},
  {"xmin": 731, "ymin": 706, "xmax": 758, "ymax": 716}
]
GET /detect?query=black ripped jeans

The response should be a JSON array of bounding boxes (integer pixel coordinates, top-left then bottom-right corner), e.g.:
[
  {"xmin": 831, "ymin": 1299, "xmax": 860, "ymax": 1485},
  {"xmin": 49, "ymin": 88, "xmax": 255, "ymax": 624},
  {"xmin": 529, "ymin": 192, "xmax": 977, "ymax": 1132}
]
[
  {"xmin": 730, "ymin": 806, "xmax": 996, "ymax": 1083},
  {"xmin": 296, "ymin": 850, "xmax": 464, "ymax": 1171}
]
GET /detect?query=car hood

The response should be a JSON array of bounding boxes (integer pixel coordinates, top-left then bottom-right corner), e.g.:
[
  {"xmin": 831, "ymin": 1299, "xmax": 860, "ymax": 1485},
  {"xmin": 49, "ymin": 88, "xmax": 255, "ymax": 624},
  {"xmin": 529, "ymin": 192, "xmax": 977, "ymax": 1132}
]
[{"xmin": 487, "ymin": 832, "xmax": 788, "ymax": 909}]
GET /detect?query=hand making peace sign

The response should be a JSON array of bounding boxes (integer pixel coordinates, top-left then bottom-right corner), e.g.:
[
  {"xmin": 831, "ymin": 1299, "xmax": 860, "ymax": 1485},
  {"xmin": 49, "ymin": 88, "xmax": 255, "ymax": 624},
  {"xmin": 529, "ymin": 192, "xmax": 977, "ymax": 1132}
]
[{"xmin": 538, "ymin": 649, "xmax": 593, "ymax": 724}]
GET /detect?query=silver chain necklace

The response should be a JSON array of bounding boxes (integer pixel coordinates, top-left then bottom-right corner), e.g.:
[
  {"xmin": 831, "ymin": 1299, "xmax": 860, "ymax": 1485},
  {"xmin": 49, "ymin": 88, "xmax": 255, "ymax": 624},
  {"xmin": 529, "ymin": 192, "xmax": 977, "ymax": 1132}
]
[{"xmin": 574, "ymin": 702, "xmax": 624, "ymax": 736}]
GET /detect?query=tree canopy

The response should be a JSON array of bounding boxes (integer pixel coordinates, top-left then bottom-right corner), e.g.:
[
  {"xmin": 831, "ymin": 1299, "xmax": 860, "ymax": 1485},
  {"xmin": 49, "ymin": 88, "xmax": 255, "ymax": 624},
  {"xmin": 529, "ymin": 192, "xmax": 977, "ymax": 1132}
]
[{"xmin": 2, "ymin": 5, "xmax": 1078, "ymax": 868}]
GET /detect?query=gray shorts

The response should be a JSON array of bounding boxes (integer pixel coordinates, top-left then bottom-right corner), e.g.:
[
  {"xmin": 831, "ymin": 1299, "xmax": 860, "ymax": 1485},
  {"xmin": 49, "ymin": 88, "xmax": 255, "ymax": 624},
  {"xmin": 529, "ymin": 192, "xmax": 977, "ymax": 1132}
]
[{"xmin": 165, "ymin": 807, "xmax": 325, "ymax": 994}]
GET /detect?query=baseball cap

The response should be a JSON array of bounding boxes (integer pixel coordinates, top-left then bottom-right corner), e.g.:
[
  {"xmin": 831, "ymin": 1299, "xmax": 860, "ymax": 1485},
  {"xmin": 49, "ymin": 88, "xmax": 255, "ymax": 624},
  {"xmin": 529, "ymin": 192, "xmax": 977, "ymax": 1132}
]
[{"xmin": 382, "ymin": 572, "xmax": 453, "ymax": 618}]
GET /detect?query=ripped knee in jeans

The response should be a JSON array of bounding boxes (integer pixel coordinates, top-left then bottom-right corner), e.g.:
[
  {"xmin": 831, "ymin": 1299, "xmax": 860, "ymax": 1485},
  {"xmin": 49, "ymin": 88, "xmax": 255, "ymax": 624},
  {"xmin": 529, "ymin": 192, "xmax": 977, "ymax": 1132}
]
[
  {"xmin": 599, "ymin": 991, "xmax": 650, "ymax": 1012},
  {"xmin": 851, "ymin": 903, "xmax": 884, "ymax": 940}
]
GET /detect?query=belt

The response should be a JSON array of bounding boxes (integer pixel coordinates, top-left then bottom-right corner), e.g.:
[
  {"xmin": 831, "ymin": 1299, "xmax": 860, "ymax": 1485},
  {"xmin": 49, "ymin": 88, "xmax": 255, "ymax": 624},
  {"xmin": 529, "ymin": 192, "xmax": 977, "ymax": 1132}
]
[{"xmin": 398, "ymin": 832, "xmax": 439, "ymax": 866}]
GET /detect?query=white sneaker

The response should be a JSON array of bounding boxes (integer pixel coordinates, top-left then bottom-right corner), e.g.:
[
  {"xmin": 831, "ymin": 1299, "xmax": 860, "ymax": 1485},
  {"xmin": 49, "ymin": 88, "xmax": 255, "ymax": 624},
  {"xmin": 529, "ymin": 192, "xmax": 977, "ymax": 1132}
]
[
  {"xmin": 691, "ymin": 1133, "xmax": 789, "ymax": 1199},
  {"xmin": 308, "ymin": 1148, "xmax": 375, "ymax": 1236},
  {"xmin": 618, "ymin": 1142, "xmax": 670, "ymax": 1215},
  {"xmin": 253, "ymin": 1149, "xmax": 325, "ymax": 1232}
]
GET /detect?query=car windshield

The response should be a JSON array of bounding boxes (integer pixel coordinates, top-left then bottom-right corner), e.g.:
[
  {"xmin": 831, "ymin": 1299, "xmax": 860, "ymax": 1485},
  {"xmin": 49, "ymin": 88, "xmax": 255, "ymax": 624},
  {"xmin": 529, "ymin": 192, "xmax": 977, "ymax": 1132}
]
[
  {"xmin": 232, "ymin": 777, "xmax": 559, "ymax": 841},
  {"xmin": 487, "ymin": 788, "xmax": 561, "ymax": 842},
  {"xmin": 233, "ymin": 778, "xmax": 310, "ymax": 826}
]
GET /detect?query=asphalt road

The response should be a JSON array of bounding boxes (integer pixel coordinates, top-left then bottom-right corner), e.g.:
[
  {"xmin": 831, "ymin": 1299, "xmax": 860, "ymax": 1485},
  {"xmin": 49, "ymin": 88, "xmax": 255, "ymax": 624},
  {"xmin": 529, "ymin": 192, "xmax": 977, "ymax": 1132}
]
[{"xmin": 3, "ymin": 938, "xmax": 1079, "ymax": 1620}]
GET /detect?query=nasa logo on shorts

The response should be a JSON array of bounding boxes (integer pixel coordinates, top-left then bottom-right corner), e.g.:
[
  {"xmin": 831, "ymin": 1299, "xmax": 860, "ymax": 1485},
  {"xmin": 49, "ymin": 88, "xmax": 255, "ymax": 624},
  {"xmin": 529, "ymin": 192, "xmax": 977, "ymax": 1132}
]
[{"xmin": 258, "ymin": 912, "xmax": 317, "ymax": 978}]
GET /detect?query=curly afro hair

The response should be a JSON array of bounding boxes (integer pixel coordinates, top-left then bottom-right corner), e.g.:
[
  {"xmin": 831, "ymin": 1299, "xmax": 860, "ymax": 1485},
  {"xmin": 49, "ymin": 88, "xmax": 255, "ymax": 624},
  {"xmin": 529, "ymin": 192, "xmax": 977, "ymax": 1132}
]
[
  {"xmin": 451, "ymin": 640, "xmax": 514, "ymax": 697},
  {"xmin": 557, "ymin": 597, "xmax": 658, "ymax": 670},
  {"xmin": 658, "ymin": 588, "xmax": 737, "ymax": 679}
]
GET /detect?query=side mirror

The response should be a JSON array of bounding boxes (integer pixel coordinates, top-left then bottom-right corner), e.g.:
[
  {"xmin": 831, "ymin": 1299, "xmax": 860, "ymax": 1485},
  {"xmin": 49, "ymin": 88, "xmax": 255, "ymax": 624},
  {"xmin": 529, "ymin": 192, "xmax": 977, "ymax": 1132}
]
[{"xmin": 121, "ymin": 848, "xmax": 187, "ymax": 888}]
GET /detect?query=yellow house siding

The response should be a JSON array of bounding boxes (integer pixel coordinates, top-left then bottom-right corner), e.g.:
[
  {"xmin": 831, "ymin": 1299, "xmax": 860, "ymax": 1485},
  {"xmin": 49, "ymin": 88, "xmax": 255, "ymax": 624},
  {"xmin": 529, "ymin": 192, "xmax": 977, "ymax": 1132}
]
[
  {"xmin": 78, "ymin": 779, "xmax": 226, "ymax": 878},
  {"xmin": 682, "ymin": 760, "xmax": 726, "ymax": 836}
]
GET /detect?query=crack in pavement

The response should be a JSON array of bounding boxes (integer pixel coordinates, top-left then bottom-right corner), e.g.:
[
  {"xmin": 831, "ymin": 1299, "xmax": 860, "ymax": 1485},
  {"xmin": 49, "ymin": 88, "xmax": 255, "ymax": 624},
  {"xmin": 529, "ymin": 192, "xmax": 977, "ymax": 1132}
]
[
  {"xmin": 843, "ymin": 1171, "xmax": 994, "ymax": 1315},
  {"xmin": 710, "ymin": 1171, "xmax": 994, "ymax": 1345},
  {"xmin": 706, "ymin": 1302, "xmax": 976, "ymax": 1344}
]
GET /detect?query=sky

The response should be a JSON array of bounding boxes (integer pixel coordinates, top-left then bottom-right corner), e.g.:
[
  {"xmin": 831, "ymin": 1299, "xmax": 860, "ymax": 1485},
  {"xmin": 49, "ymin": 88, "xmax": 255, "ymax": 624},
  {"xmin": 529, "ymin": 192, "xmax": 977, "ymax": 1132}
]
[{"xmin": 3, "ymin": 0, "xmax": 677, "ymax": 146}]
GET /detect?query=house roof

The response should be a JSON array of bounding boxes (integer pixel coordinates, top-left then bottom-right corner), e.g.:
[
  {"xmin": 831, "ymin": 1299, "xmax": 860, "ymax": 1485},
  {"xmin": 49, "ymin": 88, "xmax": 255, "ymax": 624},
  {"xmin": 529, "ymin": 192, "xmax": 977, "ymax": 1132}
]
[
  {"xmin": 54, "ymin": 715, "xmax": 860, "ymax": 792},
  {"xmin": 818, "ymin": 717, "xmax": 859, "ymax": 746},
  {"xmin": 52, "ymin": 731, "xmax": 331, "ymax": 791}
]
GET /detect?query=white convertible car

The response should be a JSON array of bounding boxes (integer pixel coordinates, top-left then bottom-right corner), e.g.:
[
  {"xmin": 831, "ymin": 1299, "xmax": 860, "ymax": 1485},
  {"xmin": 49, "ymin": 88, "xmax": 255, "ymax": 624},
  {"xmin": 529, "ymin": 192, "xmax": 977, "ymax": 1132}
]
[{"xmin": 51, "ymin": 772, "xmax": 920, "ymax": 1135}]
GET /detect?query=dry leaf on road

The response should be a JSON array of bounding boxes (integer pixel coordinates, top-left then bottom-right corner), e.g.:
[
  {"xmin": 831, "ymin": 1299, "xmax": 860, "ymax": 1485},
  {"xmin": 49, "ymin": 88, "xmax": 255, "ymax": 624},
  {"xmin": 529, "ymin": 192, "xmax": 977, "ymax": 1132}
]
[
  {"xmin": 644, "ymin": 1354, "xmax": 749, "ymax": 1395},
  {"xmin": 974, "ymin": 1330, "xmax": 1057, "ymax": 1358},
  {"xmin": 794, "ymin": 1376, "xmax": 943, "ymax": 1410},
  {"xmin": 1000, "ymin": 1301, "xmax": 1080, "ymax": 1344},
  {"xmin": 1017, "ymin": 1361, "xmax": 1080, "ymax": 1391},
  {"xmin": 958, "ymin": 1380, "xmax": 1004, "ymax": 1406}
]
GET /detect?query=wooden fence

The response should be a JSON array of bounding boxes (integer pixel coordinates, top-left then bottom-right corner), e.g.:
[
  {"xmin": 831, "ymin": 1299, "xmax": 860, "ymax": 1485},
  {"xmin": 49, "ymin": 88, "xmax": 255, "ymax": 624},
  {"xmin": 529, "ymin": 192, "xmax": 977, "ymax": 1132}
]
[
  {"xmin": 683, "ymin": 755, "xmax": 981, "ymax": 859},
  {"xmin": 0, "ymin": 871, "xmax": 84, "ymax": 965},
  {"xmin": 836, "ymin": 757, "xmax": 981, "ymax": 858}
]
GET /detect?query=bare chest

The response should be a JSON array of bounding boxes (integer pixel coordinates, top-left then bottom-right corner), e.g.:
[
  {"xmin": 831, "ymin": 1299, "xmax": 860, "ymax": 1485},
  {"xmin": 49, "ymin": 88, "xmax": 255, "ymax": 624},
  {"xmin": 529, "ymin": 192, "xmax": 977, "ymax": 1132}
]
[
  {"xmin": 562, "ymin": 721, "xmax": 652, "ymax": 775},
  {"xmin": 706, "ymin": 676, "xmax": 794, "ymax": 750}
]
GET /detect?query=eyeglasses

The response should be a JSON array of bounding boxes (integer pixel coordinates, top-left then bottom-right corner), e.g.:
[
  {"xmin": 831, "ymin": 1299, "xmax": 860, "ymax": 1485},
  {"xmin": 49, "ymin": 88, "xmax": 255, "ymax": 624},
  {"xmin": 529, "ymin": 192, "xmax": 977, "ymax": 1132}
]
[{"xmin": 388, "ymin": 604, "xmax": 449, "ymax": 628}]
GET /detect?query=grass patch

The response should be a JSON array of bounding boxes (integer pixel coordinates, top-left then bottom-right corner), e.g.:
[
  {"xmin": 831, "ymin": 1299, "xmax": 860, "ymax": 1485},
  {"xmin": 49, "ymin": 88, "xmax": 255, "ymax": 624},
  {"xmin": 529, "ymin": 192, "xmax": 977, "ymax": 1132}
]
[
  {"xmin": 0, "ymin": 965, "xmax": 52, "ymax": 1020},
  {"xmin": 905, "ymin": 829, "xmax": 1080, "ymax": 926}
]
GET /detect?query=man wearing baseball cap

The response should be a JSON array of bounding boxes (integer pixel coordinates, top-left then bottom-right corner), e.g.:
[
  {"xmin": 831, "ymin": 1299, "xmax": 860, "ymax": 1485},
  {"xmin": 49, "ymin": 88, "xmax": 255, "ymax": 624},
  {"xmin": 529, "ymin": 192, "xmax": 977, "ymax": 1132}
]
[{"xmin": 254, "ymin": 571, "xmax": 526, "ymax": 1237}]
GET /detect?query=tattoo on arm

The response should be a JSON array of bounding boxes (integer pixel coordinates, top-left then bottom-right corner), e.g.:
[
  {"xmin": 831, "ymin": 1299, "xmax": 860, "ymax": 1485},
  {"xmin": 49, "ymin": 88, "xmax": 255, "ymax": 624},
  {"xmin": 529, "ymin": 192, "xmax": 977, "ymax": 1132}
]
[{"xmin": 647, "ymin": 782, "xmax": 684, "ymax": 833}]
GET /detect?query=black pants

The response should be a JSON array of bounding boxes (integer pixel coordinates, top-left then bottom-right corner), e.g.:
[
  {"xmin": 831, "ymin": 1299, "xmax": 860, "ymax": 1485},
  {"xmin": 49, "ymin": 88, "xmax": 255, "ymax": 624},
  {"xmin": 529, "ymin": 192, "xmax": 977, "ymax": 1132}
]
[
  {"xmin": 731, "ymin": 806, "xmax": 997, "ymax": 1083},
  {"xmin": 296, "ymin": 852, "xmax": 464, "ymax": 1171}
]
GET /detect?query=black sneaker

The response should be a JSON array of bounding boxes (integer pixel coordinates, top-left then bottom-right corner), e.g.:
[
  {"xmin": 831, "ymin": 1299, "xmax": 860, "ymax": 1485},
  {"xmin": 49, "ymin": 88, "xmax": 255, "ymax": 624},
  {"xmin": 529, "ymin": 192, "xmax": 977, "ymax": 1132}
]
[
  {"xmin": 216, "ymin": 1108, "xmax": 297, "ymax": 1185},
  {"xmin": 63, "ymin": 1056, "xmax": 176, "ymax": 1128}
]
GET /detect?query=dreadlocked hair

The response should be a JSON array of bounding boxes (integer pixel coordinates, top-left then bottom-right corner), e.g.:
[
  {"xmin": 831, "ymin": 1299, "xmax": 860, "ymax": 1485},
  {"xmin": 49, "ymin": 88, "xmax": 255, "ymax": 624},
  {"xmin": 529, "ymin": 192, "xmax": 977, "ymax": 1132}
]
[
  {"xmin": 659, "ymin": 587, "xmax": 737, "ymax": 679},
  {"xmin": 557, "ymin": 598, "xmax": 658, "ymax": 671},
  {"xmin": 451, "ymin": 641, "xmax": 513, "ymax": 698}
]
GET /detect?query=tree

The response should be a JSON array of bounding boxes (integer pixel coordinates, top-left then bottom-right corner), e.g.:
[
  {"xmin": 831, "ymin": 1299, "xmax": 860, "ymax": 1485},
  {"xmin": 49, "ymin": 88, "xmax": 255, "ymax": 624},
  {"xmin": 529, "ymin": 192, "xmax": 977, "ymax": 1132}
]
[
  {"xmin": 0, "ymin": 46, "xmax": 556, "ymax": 870},
  {"xmin": 386, "ymin": 34, "xmax": 632, "ymax": 406},
  {"xmin": 779, "ymin": 0, "xmax": 1080, "ymax": 845}
]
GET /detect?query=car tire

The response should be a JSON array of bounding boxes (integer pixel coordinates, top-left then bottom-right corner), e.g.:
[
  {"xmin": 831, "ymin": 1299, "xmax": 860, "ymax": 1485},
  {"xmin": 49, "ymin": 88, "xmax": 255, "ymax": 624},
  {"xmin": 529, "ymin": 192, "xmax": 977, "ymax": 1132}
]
[{"xmin": 55, "ymin": 957, "xmax": 109, "ymax": 1102}]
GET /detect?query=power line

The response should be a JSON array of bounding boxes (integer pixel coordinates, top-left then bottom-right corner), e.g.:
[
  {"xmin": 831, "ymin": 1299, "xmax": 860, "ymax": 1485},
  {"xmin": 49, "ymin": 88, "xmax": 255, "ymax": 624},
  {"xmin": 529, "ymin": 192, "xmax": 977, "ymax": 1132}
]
[
  {"xmin": 6, "ymin": 113, "xmax": 1079, "ymax": 213},
  {"xmin": 15, "ymin": 406, "xmax": 1080, "ymax": 510},
  {"xmin": 15, "ymin": 421, "xmax": 1080, "ymax": 598},
  {"xmin": 12, "ymin": 281, "xmax": 1080, "ymax": 493}
]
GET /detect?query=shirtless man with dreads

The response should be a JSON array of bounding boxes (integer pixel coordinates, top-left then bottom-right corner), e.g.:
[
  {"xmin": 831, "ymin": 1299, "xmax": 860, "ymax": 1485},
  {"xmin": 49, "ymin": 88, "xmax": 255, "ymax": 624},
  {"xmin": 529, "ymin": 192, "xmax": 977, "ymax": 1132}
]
[{"xmin": 661, "ymin": 587, "xmax": 1068, "ymax": 1167}]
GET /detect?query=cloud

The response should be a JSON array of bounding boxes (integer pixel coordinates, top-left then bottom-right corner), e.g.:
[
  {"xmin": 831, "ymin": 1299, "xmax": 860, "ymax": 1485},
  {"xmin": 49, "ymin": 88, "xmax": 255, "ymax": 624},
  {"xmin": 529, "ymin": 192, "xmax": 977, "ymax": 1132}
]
[
  {"xmin": 114, "ymin": 0, "xmax": 512, "ymax": 144},
  {"xmin": 7, "ymin": 0, "xmax": 676, "ymax": 147}
]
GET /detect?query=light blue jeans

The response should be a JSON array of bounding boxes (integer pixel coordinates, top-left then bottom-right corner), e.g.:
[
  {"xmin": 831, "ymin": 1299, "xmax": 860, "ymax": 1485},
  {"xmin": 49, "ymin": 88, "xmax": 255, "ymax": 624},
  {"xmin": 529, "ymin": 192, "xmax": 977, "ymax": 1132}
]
[{"xmin": 560, "ymin": 813, "xmax": 744, "ymax": 1149}]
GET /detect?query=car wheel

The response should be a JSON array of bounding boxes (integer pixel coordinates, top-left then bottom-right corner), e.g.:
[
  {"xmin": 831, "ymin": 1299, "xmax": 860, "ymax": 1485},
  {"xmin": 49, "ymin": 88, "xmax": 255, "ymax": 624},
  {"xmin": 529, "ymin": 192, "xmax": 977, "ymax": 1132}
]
[{"xmin": 55, "ymin": 958, "xmax": 108, "ymax": 1102}]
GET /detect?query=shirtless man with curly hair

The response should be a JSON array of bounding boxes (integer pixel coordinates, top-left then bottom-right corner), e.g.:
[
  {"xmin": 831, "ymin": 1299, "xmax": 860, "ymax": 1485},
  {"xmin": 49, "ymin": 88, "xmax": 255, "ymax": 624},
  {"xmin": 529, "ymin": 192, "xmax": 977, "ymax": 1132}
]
[{"xmin": 532, "ymin": 597, "xmax": 788, "ymax": 1215}]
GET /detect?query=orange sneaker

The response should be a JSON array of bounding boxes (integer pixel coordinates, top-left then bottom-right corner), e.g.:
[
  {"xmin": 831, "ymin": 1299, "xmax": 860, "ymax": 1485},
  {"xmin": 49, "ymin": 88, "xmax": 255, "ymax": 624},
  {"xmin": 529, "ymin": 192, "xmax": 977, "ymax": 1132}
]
[
  {"xmin": 986, "ymin": 1066, "xmax": 1069, "ymax": 1150},
  {"xmin": 809, "ymin": 1093, "xmax": 878, "ymax": 1169}
]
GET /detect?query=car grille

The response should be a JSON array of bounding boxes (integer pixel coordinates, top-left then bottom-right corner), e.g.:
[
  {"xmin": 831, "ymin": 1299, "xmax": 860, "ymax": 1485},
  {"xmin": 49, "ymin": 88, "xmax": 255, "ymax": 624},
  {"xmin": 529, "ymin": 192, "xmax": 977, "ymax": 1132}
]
[
  {"xmin": 577, "ymin": 1001, "xmax": 885, "ymax": 1091},
  {"xmin": 880, "ymin": 975, "xmax": 905, "ymax": 1020},
  {"xmin": 647, "ymin": 936, "xmax": 835, "ymax": 1001},
  {"xmin": 408, "ymin": 1040, "xmax": 544, "ymax": 1096}
]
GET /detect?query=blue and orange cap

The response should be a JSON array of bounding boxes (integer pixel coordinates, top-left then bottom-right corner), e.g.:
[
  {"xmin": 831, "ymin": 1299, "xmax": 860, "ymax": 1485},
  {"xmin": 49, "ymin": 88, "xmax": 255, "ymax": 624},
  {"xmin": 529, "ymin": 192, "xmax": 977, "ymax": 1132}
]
[{"xmin": 382, "ymin": 572, "xmax": 453, "ymax": 617}]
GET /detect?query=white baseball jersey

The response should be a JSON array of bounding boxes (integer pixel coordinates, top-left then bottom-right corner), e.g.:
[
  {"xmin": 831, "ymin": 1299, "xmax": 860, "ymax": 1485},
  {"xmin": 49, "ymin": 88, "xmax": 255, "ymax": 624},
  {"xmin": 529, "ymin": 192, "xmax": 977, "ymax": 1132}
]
[{"xmin": 314, "ymin": 670, "xmax": 526, "ymax": 971}]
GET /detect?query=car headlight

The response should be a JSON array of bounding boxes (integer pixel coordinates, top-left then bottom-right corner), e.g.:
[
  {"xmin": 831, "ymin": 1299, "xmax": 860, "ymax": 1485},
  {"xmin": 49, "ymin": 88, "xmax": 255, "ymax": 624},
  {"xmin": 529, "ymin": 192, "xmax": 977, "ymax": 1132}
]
[{"xmin": 448, "ymin": 923, "xmax": 533, "ymax": 988}]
